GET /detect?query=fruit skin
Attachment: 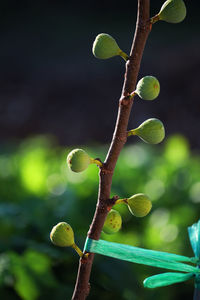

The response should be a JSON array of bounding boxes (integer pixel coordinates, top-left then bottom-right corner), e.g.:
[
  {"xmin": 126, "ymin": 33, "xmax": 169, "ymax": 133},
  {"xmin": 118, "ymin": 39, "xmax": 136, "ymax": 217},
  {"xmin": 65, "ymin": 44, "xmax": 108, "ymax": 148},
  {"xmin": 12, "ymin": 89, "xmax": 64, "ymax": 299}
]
[
  {"xmin": 67, "ymin": 149, "xmax": 91, "ymax": 172},
  {"xmin": 133, "ymin": 118, "xmax": 165, "ymax": 144},
  {"xmin": 103, "ymin": 209, "xmax": 122, "ymax": 235},
  {"xmin": 92, "ymin": 33, "xmax": 121, "ymax": 59},
  {"xmin": 50, "ymin": 222, "xmax": 75, "ymax": 247},
  {"xmin": 127, "ymin": 194, "xmax": 152, "ymax": 217},
  {"xmin": 135, "ymin": 76, "xmax": 160, "ymax": 101},
  {"xmin": 158, "ymin": 0, "xmax": 186, "ymax": 23}
]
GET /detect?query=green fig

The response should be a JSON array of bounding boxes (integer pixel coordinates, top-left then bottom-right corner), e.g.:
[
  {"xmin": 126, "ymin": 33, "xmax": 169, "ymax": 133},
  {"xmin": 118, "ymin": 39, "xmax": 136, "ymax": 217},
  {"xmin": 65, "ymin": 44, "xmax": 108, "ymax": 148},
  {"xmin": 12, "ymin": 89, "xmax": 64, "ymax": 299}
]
[
  {"xmin": 50, "ymin": 222, "xmax": 84, "ymax": 257},
  {"xmin": 92, "ymin": 33, "xmax": 128, "ymax": 61},
  {"xmin": 158, "ymin": 0, "xmax": 186, "ymax": 23},
  {"xmin": 103, "ymin": 209, "xmax": 122, "ymax": 235},
  {"xmin": 135, "ymin": 76, "xmax": 160, "ymax": 100},
  {"xmin": 67, "ymin": 149, "xmax": 91, "ymax": 173},
  {"xmin": 130, "ymin": 118, "xmax": 165, "ymax": 144},
  {"xmin": 50, "ymin": 222, "xmax": 74, "ymax": 247},
  {"xmin": 127, "ymin": 194, "xmax": 152, "ymax": 217}
]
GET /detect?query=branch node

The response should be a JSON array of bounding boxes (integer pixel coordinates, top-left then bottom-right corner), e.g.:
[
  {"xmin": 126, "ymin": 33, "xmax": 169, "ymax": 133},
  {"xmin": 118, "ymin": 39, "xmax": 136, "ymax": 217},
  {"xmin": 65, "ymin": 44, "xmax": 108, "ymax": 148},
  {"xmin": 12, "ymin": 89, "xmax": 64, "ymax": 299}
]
[
  {"xmin": 107, "ymin": 195, "xmax": 119, "ymax": 212},
  {"xmin": 138, "ymin": 19, "xmax": 151, "ymax": 32},
  {"xmin": 120, "ymin": 95, "xmax": 132, "ymax": 106},
  {"xmin": 112, "ymin": 195, "xmax": 120, "ymax": 202},
  {"xmin": 81, "ymin": 253, "xmax": 90, "ymax": 264},
  {"xmin": 107, "ymin": 195, "xmax": 120, "ymax": 211}
]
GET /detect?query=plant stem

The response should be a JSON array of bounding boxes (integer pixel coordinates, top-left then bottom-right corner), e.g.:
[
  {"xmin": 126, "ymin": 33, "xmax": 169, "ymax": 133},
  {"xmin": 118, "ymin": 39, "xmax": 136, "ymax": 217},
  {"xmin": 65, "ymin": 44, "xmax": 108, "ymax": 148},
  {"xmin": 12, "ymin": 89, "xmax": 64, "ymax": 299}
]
[
  {"xmin": 150, "ymin": 14, "xmax": 160, "ymax": 24},
  {"xmin": 71, "ymin": 1, "xmax": 150, "ymax": 299},
  {"xmin": 193, "ymin": 287, "xmax": 200, "ymax": 300},
  {"xmin": 115, "ymin": 198, "xmax": 128, "ymax": 205},
  {"xmin": 119, "ymin": 50, "xmax": 129, "ymax": 61},
  {"xmin": 72, "ymin": 244, "xmax": 84, "ymax": 257},
  {"xmin": 127, "ymin": 129, "xmax": 136, "ymax": 137},
  {"xmin": 193, "ymin": 273, "xmax": 200, "ymax": 300},
  {"xmin": 91, "ymin": 158, "xmax": 103, "ymax": 168}
]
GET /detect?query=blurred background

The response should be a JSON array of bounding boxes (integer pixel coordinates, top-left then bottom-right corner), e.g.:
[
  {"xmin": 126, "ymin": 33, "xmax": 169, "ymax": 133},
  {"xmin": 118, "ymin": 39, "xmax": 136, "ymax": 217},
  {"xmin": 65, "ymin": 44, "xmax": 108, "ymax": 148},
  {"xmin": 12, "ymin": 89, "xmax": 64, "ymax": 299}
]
[{"xmin": 0, "ymin": 0, "xmax": 200, "ymax": 299}]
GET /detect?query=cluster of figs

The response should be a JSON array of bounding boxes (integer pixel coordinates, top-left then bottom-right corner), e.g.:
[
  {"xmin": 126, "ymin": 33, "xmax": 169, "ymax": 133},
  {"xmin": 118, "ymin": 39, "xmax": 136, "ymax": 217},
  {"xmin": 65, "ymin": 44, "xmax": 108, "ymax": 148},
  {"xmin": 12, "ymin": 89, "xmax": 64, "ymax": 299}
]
[{"xmin": 50, "ymin": 0, "xmax": 187, "ymax": 256}]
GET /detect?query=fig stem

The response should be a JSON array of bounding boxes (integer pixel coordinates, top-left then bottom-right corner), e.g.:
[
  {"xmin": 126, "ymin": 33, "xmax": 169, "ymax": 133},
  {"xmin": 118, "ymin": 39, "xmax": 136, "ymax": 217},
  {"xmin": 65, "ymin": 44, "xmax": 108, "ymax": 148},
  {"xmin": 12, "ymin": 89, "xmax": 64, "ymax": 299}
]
[
  {"xmin": 127, "ymin": 129, "xmax": 137, "ymax": 137},
  {"xmin": 91, "ymin": 159, "xmax": 103, "ymax": 168},
  {"xmin": 150, "ymin": 14, "xmax": 160, "ymax": 24},
  {"xmin": 115, "ymin": 198, "xmax": 128, "ymax": 205},
  {"xmin": 72, "ymin": 244, "xmax": 84, "ymax": 257},
  {"xmin": 129, "ymin": 91, "xmax": 137, "ymax": 99},
  {"xmin": 119, "ymin": 50, "xmax": 129, "ymax": 61}
]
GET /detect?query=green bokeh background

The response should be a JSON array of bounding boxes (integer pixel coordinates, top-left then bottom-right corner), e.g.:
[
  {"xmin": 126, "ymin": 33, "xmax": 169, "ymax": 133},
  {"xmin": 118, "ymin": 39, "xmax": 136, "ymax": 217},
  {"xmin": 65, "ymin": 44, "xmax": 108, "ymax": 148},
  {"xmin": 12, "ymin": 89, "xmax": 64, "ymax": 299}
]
[{"xmin": 1, "ymin": 135, "xmax": 200, "ymax": 300}]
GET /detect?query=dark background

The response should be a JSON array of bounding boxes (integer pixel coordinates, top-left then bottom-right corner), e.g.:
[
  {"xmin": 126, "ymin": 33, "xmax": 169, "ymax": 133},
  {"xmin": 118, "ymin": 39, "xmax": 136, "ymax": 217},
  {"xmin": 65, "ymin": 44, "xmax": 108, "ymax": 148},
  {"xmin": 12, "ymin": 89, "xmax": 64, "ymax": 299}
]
[{"xmin": 0, "ymin": 0, "xmax": 199, "ymax": 147}]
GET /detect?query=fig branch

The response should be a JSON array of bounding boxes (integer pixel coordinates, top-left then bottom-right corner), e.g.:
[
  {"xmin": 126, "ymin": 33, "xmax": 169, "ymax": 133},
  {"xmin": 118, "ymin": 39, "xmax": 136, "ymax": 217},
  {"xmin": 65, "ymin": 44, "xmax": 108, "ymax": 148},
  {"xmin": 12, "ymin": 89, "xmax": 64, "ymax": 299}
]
[
  {"xmin": 49, "ymin": 0, "xmax": 189, "ymax": 298},
  {"xmin": 71, "ymin": 1, "xmax": 150, "ymax": 299}
]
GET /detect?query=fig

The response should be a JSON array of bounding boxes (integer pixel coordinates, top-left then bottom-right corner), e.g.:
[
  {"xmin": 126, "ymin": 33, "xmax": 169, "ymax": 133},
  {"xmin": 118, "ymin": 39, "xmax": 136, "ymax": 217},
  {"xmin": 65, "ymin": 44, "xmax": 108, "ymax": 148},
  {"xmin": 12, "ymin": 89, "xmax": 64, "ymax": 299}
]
[
  {"xmin": 131, "ymin": 118, "xmax": 165, "ymax": 144},
  {"xmin": 92, "ymin": 33, "xmax": 128, "ymax": 61},
  {"xmin": 158, "ymin": 0, "xmax": 186, "ymax": 23},
  {"xmin": 67, "ymin": 149, "xmax": 91, "ymax": 173},
  {"xmin": 103, "ymin": 209, "xmax": 122, "ymax": 234},
  {"xmin": 135, "ymin": 76, "xmax": 160, "ymax": 101},
  {"xmin": 127, "ymin": 194, "xmax": 152, "ymax": 217},
  {"xmin": 50, "ymin": 222, "xmax": 74, "ymax": 247}
]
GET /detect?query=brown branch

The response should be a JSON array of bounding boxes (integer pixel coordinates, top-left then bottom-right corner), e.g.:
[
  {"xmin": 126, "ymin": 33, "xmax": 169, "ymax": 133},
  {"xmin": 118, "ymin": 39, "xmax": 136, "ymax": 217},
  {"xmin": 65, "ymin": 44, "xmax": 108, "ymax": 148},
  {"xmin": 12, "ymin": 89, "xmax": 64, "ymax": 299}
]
[{"xmin": 72, "ymin": 1, "xmax": 150, "ymax": 299}]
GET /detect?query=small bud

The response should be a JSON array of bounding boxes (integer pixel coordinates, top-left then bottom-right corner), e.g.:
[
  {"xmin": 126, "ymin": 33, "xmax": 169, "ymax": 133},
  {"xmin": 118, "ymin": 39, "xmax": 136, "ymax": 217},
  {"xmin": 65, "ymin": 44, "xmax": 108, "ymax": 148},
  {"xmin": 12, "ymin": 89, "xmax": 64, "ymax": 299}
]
[
  {"xmin": 127, "ymin": 194, "xmax": 152, "ymax": 217},
  {"xmin": 131, "ymin": 118, "xmax": 165, "ymax": 144},
  {"xmin": 92, "ymin": 33, "xmax": 128, "ymax": 61},
  {"xmin": 135, "ymin": 76, "xmax": 160, "ymax": 101},
  {"xmin": 103, "ymin": 209, "xmax": 122, "ymax": 235},
  {"xmin": 158, "ymin": 0, "xmax": 186, "ymax": 23},
  {"xmin": 67, "ymin": 149, "xmax": 91, "ymax": 173},
  {"xmin": 50, "ymin": 222, "xmax": 74, "ymax": 247}
]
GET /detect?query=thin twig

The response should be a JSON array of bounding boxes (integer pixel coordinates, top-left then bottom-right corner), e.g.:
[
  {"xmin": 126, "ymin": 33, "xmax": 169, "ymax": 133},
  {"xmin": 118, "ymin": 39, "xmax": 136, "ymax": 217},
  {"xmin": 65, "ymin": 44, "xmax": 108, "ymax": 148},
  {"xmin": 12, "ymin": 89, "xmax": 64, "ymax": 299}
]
[
  {"xmin": 193, "ymin": 271, "xmax": 200, "ymax": 300},
  {"xmin": 71, "ymin": 1, "xmax": 150, "ymax": 299},
  {"xmin": 193, "ymin": 287, "xmax": 200, "ymax": 300}
]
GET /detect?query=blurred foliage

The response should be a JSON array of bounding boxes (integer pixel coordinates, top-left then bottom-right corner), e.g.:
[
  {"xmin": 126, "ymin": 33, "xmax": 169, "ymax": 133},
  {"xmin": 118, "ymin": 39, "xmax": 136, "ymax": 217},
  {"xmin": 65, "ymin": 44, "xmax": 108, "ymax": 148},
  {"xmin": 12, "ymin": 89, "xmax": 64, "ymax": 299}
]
[{"xmin": 0, "ymin": 135, "xmax": 200, "ymax": 300}]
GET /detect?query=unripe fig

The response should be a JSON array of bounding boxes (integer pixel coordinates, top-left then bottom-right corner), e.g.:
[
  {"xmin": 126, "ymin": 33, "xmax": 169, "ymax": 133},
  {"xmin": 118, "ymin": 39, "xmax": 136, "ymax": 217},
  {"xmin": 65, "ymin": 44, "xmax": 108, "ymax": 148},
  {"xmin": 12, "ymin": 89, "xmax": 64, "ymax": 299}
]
[
  {"xmin": 131, "ymin": 118, "xmax": 165, "ymax": 144},
  {"xmin": 92, "ymin": 33, "xmax": 128, "ymax": 61},
  {"xmin": 103, "ymin": 209, "xmax": 122, "ymax": 235},
  {"xmin": 127, "ymin": 194, "xmax": 152, "ymax": 217},
  {"xmin": 50, "ymin": 222, "xmax": 74, "ymax": 247},
  {"xmin": 135, "ymin": 76, "xmax": 160, "ymax": 100},
  {"xmin": 158, "ymin": 0, "xmax": 186, "ymax": 23},
  {"xmin": 67, "ymin": 149, "xmax": 91, "ymax": 173}
]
